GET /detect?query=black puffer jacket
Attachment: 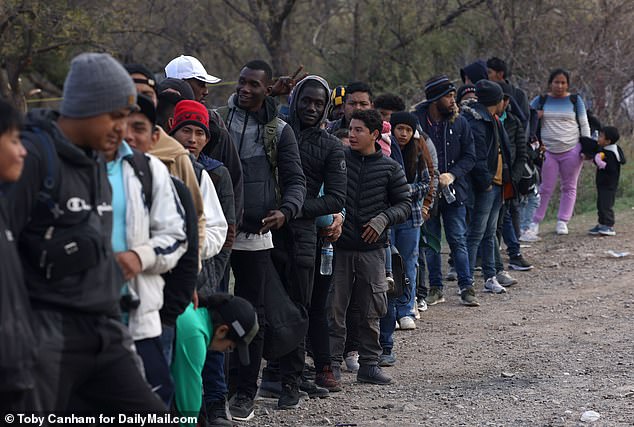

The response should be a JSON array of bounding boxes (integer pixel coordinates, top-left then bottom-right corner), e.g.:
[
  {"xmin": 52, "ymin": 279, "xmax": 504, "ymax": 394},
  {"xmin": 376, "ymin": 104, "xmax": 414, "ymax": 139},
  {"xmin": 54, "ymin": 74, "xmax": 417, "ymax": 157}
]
[
  {"xmin": 0, "ymin": 194, "xmax": 36, "ymax": 392},
  {"xmin": 280, "ymin": 76, "xmax": 347, "ymax": 270},
  {"xmin": 337, "ymin": 145, "xmax": 411, "ymax": 251},
  {"xmin": 9, "ymin": 109, "xmax": 122, "ymax": 315}
]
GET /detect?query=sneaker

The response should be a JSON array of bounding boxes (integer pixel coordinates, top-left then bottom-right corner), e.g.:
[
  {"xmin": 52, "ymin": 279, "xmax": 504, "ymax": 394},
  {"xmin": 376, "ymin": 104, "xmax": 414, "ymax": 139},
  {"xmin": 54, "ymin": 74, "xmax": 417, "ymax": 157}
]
[
  {"xmin": 496, "ymin": 271, "xmax": 518, "ymax": 287},
  {"xmin": 394, "ymin": 320, "xmax": 400, "ymax": 330},
  {"xmin": 425, "ymin": 288, "xmax": 446, "ymax": 305},
  {"xmin": 484, "ymin": 276, "xmax": 507, "ymax": 294},
  {"xmin": 398, "ymin": 316, "xmax": 416, "ymax": 330},
  {"xmin": 278, "ymin": 383, "xmax": 300, "ymax": 409},
  {"xmin": 344, "ymin": 351, "xmax": 360, "ymax": 372},
  {"xmin": 529, "ymin": 221, "xmax": 540, "ymax": 235},
  {"xmin": 229, "ymin": 392, "xmax": 255, "ymax": 421},
  {"xmin": 445, "ymin": 267, "xmax": 457, "ymax": 281},
  {"xmin": 509, "ymin": 254, "xmax": 534, "ymax": 271},
  {"xmin": 258, "ymin": 380, "xmax": 308, "ymax": 399},
  {"xmin": 413, "ymin": 298, "xmax": 421, "ymax": 319},
  {"xmin": 519, "ymin": 230, "xmax": 540, "ymax": 242},
  {"xmin": 357, "ymin": 365, "xmax": 392, "ymax": 385},
  {"xmin": 331, "ymin": 363, "xmax": 342, "ymax": 381},
  {"xmin": 315, "ymin": 365, "xmax": 342, "ymax": 392},
  {"xmin": 299, "ymin": 380, "xmax": 329, "ymax": 398},
  {"xmin": 588, "ymin": 224, "xmax": 602, "ymax": 235},
  {"xmin": 598, "ymin": 225, "xmax": 616, "ymax": 236},
  {"xmin": 556, "ymin": 220, "xmax": 568, "ymax": 235},
  {"xmin": 206, "ymin": 399, "xmax": 233, "ymax": 427},
  {"xmin": 460, "ymin": 287, "xmax": 480, "ymax": 306},
  {"xmin": 418, "ymin": 299, "xmax": 428, "ymax": 312},
  {"xmin": 378, "ymin": 352, "xmax": 397, "ymax": 367}
]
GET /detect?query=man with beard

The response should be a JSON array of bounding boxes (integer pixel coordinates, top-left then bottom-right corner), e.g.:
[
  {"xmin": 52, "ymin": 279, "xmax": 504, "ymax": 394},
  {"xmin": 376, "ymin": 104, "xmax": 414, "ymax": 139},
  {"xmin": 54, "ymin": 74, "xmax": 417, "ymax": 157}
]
[{"xmin": 413, "ymin": 75, "xmax": 477, "ymax": 307}]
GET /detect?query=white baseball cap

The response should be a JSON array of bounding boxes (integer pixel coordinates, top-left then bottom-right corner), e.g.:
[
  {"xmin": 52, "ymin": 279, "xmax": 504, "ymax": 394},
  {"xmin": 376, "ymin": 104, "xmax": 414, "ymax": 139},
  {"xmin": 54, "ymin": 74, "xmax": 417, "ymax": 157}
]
[{"xmin": 164, "ymin": 55, "xmax": 221, "ymax": 84}]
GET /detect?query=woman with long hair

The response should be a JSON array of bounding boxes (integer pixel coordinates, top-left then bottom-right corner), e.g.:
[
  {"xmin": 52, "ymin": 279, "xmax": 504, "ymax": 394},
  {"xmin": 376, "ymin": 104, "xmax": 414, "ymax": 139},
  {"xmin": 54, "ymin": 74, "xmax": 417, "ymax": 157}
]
[{"xmin": 530, "ymin": 68, "xmax": 590, "ymax": 235}]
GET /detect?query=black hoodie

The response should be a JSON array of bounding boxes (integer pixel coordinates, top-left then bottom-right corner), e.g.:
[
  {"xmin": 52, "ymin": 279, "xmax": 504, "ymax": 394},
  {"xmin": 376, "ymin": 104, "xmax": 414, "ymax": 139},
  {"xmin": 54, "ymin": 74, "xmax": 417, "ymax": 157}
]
[{"xmin": 8, "ymin": 109, "xmax": 122, "ymax": 315}]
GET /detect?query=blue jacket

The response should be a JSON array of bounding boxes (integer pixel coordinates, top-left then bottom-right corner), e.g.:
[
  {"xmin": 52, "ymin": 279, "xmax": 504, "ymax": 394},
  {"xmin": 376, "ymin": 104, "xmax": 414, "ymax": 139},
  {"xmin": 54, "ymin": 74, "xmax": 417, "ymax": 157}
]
[{"xmin": 414, "ymin": 104, "xmax": 475, "ymax": 204}]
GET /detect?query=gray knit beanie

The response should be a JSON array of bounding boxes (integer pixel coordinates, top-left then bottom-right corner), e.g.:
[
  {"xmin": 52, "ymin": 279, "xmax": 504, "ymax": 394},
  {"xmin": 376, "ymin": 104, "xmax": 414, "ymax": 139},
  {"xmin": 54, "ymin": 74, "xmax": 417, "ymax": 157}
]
[{"xmin": 60, "ymin": 53, "xmax": 137, "ymax": 118}]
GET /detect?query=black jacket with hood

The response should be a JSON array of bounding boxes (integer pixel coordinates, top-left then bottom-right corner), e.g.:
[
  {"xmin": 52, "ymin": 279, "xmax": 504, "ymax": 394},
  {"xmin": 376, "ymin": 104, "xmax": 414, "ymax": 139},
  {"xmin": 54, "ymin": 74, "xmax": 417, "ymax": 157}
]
[
  {"xmin": 337, "ymin": 144, "xmax": 411, "ymax": 251},
  {"xmin": 413, "ymin": 103, "xmax": 476, "ymax": 204},
  {"xmin": 221, "ymin": 95, "xmax": 306, "ymax": 234},
  {"xmin": 282, "ymin": 75, "xmax": 347, "ymax": 270},
  {"xmin": 0, "ymin": 191, "xmax": 36, "ymax": 392},
  {"xmin": 461, "ymin": 103, "xmax": 513, "ymax": 193},
  {"xmin": 8, "ymin": 109, "xmax": 122, "ymax": 315}
]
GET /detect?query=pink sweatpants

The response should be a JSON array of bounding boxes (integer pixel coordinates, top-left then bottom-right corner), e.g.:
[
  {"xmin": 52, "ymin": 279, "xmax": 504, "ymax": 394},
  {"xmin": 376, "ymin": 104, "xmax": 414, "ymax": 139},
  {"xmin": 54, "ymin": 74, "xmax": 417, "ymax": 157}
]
[{"xmin": 533, "ymin": 143, "xmax": 584, "ymax": 223}]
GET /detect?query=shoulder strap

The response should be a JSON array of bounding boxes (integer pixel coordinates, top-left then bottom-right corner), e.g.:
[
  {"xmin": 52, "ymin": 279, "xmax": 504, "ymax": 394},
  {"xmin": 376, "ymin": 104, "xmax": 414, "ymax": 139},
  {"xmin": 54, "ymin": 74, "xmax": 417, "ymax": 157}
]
[
  {"xmin": 263, "ymin": 118, "xmax": 281, "ymax": 204},
  {"xmin": 537, "ymin": 95, "xmax": 547, "ymax": 110},
  {"xmin": 124, "ymin": 149, "xmax": 153, "ymax": 209},
  {"xmin": 191, "ymin": 158, "xmax": 204, "ymax": 184},
  {"xmin": 569, "ymin": 94, "xmax": 580, "ymax": 131},
  {"xmin": 29, "ymin": 127, "xmax": 63, "ymax": 219}
]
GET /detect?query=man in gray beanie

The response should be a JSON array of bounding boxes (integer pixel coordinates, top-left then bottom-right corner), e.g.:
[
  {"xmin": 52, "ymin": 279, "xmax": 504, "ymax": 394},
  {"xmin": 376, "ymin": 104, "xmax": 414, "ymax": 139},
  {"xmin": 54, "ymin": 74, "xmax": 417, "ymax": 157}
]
[{"xmin": 7, "ymin": 52, "xmax": 168, "ymax": 416}]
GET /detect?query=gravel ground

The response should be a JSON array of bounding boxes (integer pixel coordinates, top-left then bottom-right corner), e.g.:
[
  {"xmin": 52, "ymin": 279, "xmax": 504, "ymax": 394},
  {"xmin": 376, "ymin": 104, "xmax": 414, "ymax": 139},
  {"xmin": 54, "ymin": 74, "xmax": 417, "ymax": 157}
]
[{"xmin": 238, "ymin": 209, "xmax": 634, "ymax": 427}]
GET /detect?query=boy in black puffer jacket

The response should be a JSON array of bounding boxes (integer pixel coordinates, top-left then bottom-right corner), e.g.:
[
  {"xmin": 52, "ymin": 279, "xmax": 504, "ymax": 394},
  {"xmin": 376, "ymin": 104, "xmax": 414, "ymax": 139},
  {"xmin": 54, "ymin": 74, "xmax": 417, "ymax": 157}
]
[{"xmin": 328, "ymin": 109, "xmax": 411, "ymax": 386}]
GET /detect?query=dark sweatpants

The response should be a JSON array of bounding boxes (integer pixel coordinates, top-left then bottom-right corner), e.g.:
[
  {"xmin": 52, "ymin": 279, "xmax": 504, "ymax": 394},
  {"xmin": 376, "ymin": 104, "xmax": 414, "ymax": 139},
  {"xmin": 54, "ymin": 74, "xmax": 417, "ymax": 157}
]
[
  {"xmin": 24, "ymin": 307, "xmax": 167, "ymax": 418},
  {"xmin": 228, "ymin": 250, "xmax": 269, "ymax": 398},
  {"xmin": 328, "ymin": 248, "xmax": 388, "ymax": 367},
  {"xmin": 597, "ymin": 187, "xmax": 617, "ymax": 227}
]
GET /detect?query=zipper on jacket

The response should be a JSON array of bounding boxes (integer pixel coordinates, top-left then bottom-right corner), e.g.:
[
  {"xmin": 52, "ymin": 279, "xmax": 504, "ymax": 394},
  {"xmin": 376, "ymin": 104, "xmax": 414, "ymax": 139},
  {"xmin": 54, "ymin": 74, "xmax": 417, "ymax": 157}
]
[{"xmin": 355, "ymin": 156, "xmax": 365, "ymax": 247}]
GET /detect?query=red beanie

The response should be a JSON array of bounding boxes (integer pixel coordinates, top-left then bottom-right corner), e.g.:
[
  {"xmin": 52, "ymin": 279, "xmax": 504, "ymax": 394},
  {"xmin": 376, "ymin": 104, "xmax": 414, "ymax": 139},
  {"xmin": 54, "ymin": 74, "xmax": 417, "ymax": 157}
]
[{"xmin": 170, "ymin": 100, "xmax": 210, "ymax": 137}]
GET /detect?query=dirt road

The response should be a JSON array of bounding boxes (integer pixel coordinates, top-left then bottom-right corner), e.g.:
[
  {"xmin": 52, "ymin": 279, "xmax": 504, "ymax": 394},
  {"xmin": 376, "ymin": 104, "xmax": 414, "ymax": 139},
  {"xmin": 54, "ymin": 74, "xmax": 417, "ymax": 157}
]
[{"xmin": 247, "ymin": 209, "xmax": 634, "ymax": 426}]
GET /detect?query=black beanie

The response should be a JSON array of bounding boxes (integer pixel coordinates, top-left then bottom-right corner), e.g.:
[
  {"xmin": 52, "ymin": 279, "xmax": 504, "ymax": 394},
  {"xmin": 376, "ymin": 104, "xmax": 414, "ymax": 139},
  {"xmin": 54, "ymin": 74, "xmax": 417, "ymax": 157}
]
[
  {"xmin": 424, "ymin": 75, "xmax": 456, "ymax": 103},
  {"xmin": 475, "ymin": 80, "xmax": 503, "ymax": 107},
  {"xmin": 390, "ymin": 111, "xmax": 419, "ymax": 133},
  {"xmin": 457, "ymin": 84, "xmax": 476, "ymax": 103}
]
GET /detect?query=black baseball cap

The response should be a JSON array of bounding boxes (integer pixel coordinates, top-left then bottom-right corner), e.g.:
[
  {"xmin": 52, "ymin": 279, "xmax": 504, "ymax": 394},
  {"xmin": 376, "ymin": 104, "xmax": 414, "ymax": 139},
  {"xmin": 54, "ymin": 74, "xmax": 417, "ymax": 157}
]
[
  {"xmin": 215, "ymin": 295, "xmax": 259, "ymax": 365},
  {"xmin": 136, "ymin": 93, "xmax": 156, "ymax": 125},
  {"xmin": 157, "ymin": 77, "xmax": 195, "ymax": 101}
]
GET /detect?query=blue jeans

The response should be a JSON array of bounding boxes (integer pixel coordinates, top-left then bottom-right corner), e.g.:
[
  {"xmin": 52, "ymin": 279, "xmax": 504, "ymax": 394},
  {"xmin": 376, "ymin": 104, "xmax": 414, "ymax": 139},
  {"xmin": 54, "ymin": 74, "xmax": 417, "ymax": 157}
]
[
  {"xmin": 203, "ymin": 350, "xmax": 228, "ymax": 404},
  {"xmin": 467, "ymin": 186, "xmax": 503, "ymax": 280},
  {"xmin": 519, "ymin": 192, "xmax": 540, "ymax": 232},
  {"xmin": 393, "ymin": 220, "xmax": 420, "ymax": 319},
  {"xmin": 159, "ymin": 324, "xmax": 175, "ymax": 365},
  {"xmin": 379, "ymin": 296, "xmax": 396, "ymax": 354},
  {"xmin": 425, "ymin": 200, "xmax": 472, "ymax": 291}
]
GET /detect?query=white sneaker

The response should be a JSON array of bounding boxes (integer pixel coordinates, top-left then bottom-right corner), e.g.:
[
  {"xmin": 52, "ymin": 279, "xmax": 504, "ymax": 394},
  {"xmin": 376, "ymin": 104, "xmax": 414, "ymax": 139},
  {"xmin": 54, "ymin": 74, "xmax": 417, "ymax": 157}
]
[
  {"xmin": 556, "ymin": 220, "xmax": 568, "ymax": 235},
  {"xmin": 418, "ymin": 299, "xmax": 428, "ymax": 312},
  {"xmin": 398, "ymin": 316, "xmax": 416, "ymax": 330},
  {"xmin": 484, "ymin": 276, "xmax": 507, "ymax": 294},
  {"xmin": 344, "ymin": 351, "xmax": 360, "ymax": 372},
  {"xmin": 413, "ymin": 299, "xmax": 421, "ymax": 319},
  {"xmin": 519, "ymin": 230, "xmax": 540, "ymax": 242},
  {"xmin": 529, "ymin": 222, "xmax": 539, "ymax": 235}
]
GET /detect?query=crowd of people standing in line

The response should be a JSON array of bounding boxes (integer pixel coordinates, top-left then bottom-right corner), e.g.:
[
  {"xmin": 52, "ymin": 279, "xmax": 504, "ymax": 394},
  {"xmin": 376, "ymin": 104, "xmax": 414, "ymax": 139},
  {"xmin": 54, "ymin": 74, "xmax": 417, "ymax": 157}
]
[{"xmin": 0, "ymin": 52, "xmax": 625, "ymax": 426}]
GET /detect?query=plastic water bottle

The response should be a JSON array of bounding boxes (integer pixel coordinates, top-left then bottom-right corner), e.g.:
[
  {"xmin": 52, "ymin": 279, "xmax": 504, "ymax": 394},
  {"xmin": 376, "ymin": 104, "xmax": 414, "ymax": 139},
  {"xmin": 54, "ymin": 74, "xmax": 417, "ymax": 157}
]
[
  {"xmin": 320, "ymin": 242, "xmax": 334, "ymax": 276},
  {"xmin": 442, "ymin": 184, "xmax": 456, "ymax": 204}
]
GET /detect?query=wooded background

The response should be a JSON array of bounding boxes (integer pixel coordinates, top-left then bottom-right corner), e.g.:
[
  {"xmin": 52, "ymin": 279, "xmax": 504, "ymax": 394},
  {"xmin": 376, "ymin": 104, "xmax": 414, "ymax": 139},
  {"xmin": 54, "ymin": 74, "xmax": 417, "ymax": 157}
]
[{"xmin": 2, "ymin": 0, "xmax": 634, "ymax": 131}]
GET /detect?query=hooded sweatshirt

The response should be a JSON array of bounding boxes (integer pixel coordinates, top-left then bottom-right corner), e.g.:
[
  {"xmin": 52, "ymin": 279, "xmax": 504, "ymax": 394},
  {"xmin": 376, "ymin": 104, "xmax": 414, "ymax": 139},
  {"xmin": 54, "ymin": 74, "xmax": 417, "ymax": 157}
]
[
  {"xmin": 220, "ymin": 95, "xmax": 306, "ymax": 236},
  {"xmin": 460, "ymin": 60, "xmax": 488, "ymax": 84},
  {"xmin": 286, "ymin": 76, "xmax": 347, "ymax": 219},
  {"xmin": 151, "ymin": 127, "xmax": 206, "ymax": 250},
  {"xmin": 9, "ymin": 109, "xmax": 122, "ymax": 314}
]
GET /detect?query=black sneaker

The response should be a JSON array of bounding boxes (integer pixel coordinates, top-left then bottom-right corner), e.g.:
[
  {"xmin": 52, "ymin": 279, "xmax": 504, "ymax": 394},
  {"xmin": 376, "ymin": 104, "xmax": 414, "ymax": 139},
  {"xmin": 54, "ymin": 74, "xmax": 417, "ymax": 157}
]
[
  {"xmin": 509, "ymin": 254, "xmax": 534, "ymax": 271},
  {"xmin": 460, "ymin": 287, "xmax": 480, "ymax": 307},
  {"xmin": 299, "ymin": 380, "xmax": 329, "ymax": 398},
  {"xmin": 257, "ymin": 380, "xmax": 308, "ymax": 399},
  {"xmin": 205, "ymin": 399, "xmax": 233, "ymax": 426},
  {"xmin": 229, "ymin": 392, "xmax": 255, "ymax": 421},
  {"xmin": 357, "ymin": 365, "xmax": 392, "ymax": 385},
  {"xmin": 425, "ymin": 288, "xmax": 446, "ymax": 305},
  {"xmin": 278, "ymin": 383, "xmax": 301, "ymax": 409}
]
